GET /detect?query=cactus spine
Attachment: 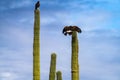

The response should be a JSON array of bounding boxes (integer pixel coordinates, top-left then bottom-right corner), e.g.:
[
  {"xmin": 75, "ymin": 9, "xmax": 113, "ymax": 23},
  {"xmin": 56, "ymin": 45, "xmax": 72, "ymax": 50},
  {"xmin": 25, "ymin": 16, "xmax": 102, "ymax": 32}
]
[
  {"xmin": 71, "ymin": 31, "xmax": 79, "ymax": 80},
  {"xmin": 56, "ymin": 71, "xmax": 62, "ymax": 80},
  {"xmin": 49, "ymin": 53, "xmax": 57, "ymax": 80},
  {"xmin": 33, "ymin": 7, "xmax": 40, "ymax": 80}
]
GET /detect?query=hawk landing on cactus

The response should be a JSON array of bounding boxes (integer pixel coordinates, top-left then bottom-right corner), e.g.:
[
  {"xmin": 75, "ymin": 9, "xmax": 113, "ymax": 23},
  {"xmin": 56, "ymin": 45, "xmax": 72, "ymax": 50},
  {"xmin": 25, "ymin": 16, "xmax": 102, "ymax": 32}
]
[{"xmin": 62, "ymin": 26, "xmax": 82, "ymax": 36}]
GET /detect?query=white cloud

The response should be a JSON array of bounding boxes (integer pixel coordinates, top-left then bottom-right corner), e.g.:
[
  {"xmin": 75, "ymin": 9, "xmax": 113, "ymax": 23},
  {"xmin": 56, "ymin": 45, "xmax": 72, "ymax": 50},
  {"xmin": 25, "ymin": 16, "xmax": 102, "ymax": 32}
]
[
  {"xmin": 1, "ymin": 27, "xmax": 33, "ymax": 47},
  {"xmin": 0, "ymin": 72, "xmax": 18, "ymax": 80},
  {"xmin": 0, "ymin": 72, "xmax": 12, "ymax": 77},
  {"xmin": 41, "ymin": 9, "xmax": 110, "ymax": 32},
  {"xmin": 0, "ymin": 27, "xmax": 33, "ymax": 80}
]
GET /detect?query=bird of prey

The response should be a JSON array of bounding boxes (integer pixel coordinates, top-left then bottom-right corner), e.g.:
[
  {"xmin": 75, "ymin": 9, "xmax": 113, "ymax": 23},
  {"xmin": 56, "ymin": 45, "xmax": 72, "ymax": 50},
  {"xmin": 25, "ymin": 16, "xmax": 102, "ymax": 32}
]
[
  {"xmin": 35, "ymin": 1, "xmax": 40, "ymax": 10},
  {"xmin": 62, "ymin": 26, "xmax": 82, "ymax": 36}
]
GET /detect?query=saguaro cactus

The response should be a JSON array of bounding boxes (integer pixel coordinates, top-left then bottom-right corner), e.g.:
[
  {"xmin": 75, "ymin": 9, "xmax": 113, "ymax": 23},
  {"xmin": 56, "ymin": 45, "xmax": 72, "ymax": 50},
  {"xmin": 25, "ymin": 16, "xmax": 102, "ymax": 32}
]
[
  {"xmin": 71, "ymin": 31, "xmax": 79, "ymax": 80},
  {"xmin": 56, "ymin": 71, "xmax": 62, "ymax": 80},
  {"xmin": 63, "ymin": 26, "xmax": 82, "ymax": 80},
  {"xmin": 33, "ymin": 1, "xmax": 40, "ymax": 80},
  {"xmin": 49, "ymin": 53, "xmax": 57, "ymax": 80}
]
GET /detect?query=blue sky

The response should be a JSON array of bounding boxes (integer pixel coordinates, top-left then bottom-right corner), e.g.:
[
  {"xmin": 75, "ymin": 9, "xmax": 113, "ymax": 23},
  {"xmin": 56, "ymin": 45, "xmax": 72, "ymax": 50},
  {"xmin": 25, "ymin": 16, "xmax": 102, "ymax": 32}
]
[{"xmin": 0, "ymin": 0, "xmax": 120, "ymax": 80}]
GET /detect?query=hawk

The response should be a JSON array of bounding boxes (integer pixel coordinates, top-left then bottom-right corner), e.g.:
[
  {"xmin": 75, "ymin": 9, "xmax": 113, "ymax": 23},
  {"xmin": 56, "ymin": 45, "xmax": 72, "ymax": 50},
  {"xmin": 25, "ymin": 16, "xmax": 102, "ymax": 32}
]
[
  {"xmin": 35, "ymin": 1, "xmax": 40, "ymax": 10},
  {"xmin": 62, "ymin": 26, "xmax": 82, "ymax": 36}
]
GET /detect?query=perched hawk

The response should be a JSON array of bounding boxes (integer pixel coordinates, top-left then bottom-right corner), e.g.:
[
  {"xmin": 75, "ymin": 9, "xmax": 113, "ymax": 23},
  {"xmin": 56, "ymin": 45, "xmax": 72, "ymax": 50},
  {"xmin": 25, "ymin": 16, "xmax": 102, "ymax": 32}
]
[{"xmin": 35, "ymin": 1, "xmax": 40, "ymax": 10}]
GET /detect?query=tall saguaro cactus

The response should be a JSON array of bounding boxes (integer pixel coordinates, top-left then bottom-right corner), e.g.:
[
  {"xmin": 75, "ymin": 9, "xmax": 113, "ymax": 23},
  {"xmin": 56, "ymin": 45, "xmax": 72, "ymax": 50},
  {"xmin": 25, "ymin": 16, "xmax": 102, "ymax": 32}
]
[
  {"xmin": 71, "ymin": 31, "xmax": 79, "ymax": 80},
  {"xmin": 49, "ymin": 53, "xmax": 57, "ymax": 80},
  {"xmin": 63, "ymin": 26, "xmax": 82, "ymax": 80},
  {"xmin": 56, "ymin": 71, "xmax": 62, "ymax": 80},
  {"xmin": 33, "ymin": 1, "xmax": 40, "ymax": 80}
]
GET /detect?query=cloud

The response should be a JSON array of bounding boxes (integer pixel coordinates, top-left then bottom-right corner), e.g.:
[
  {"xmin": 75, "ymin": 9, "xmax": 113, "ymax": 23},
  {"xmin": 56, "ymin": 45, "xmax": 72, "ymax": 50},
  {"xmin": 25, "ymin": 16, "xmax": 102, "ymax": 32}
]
[
  {"xmin": 41, "ymin": 8, "xmax": 111, "ymax": 32},
  {"xmin": 40, "ymin": 0, "xmax": 107, "ymax": 12},
  {"xmin": 0, "ymin": 0, "xmax": 33, "ymax": 11},
  {"xmin": 9, "ymin": 0, "xmax": 32, "ymax": 9},
  {"xmin": 79, "ymin": 27, "xmax": 120, "ymax": 80},
  {"xmin": 0, "ymin": 72, "xmax": 18, "ymax": 80},
  {"xmin": 0, "ymin": 27, "xmax": 33, "ymax": 49},
  {"xmin": 0, "ymin": 45, "xmax": 32, "ymax": 80}
]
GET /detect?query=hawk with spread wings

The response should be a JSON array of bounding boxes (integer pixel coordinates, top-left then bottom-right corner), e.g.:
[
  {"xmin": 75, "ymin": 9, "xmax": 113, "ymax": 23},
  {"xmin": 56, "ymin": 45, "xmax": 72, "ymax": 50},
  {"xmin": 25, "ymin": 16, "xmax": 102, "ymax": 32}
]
[{"xmin": 62, "ymin": 26, "xmax": 82, "ymax": 36}]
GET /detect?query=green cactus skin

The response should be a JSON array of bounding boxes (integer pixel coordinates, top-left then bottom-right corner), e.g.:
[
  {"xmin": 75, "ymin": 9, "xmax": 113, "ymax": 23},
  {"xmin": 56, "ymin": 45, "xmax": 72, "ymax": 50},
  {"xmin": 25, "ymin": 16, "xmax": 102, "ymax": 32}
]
[
  {"xmin": 71, "ymin": 31, "xmax": 79, "ymax": 80},
  {"xmin": 49, "ymin": 53, "xmax": 57, "ymax": 80},
  {"xmin": 33, "ymin": 9, "xmax": 40, "ymax": 80},
  {"xmin": 56, "ymin": 71, "xmax": 62, "ymax": 80}
]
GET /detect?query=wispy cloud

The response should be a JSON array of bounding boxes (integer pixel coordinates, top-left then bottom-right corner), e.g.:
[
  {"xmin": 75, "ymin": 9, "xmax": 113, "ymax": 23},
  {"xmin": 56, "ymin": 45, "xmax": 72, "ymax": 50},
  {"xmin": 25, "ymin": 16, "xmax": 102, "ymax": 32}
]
[
  {"xmin": 10, "ymin": 0, "xmax": 32, "ymax": 9},
  {"xmin": 0, "ymin": 0, "xmax": 33, "ymax": 11},
  {"xmin": 0, "ymin": 72, "xmax": 18, "ymax": 80}
]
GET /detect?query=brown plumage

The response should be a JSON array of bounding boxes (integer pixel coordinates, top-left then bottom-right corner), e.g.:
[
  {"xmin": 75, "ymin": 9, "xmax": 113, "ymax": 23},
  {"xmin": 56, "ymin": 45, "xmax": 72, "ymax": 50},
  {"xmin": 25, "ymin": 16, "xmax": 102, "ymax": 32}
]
[
  {"xmin": 62, "ymin": 26, "xmax": 82, "ymax": 36},
  {"xmin": 35, "ymin": 1, "xmax": 40, "ymax": 10}
]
